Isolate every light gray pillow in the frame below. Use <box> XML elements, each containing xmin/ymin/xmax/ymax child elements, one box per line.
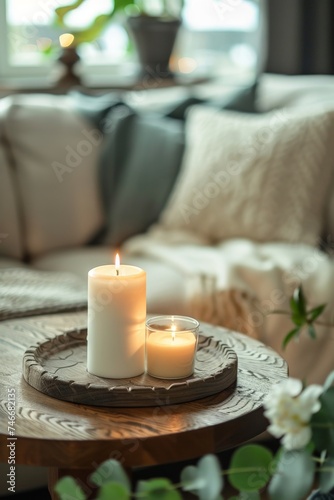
<box><xmin>4</xmin><ymin>95</ymin><xmax>105</xmax><ymax>257</ymax></box>
<box><xmin>0</xmin><ymin>99</ymin><xmax>23</xmax><ymax>259</ymax></box>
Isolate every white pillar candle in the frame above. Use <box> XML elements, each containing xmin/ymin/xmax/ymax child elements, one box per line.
<box><xmin>146</xmin><ymin>316</ymin><xmax>199</xmax><ymax>379</ymax></box>
<box><xmin>87</xmin><ymin>257</ymin><xmax>146</xmax><ymax>379</ymax></box>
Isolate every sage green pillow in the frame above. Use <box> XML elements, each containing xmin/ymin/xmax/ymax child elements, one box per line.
<box><xmin>102</xmin><ymin>114</ymin><xmax>185</xmax><ymax>247</ymax></box>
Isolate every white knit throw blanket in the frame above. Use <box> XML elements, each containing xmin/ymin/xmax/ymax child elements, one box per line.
<box><xmin>124</xmin><ymin>228</ymin><xmax>334</xmax><ymax>384</ymax></box>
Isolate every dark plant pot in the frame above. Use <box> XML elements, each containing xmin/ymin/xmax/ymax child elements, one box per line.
<box><xmin>127</xmin><ymin>15</ymin><xmax>181</xmax><ymax>81</ymax></box>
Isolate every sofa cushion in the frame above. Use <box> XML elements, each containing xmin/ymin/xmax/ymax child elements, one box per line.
<box><xmin>165</xmin><ymin>81</ymin><xmax>258</xmax><ymax>120</ymax></box>
<box><xmin>157</xmin><ymin>105</ymin><xmax>334</xmax><ymax>246</ymax></box>
<box><xmin>256</xmin><ymin>74</ymin><xmax>334</xmax><ymax>251</ymax></box>
<box><xmin>101</xmin><ymin>113</ymin><xmax>185</xmax><ymax>247</ymax></box>
<box><xmin>32</xmin><ymin>247</ymin><xmax>189</xmax><ymax>315</ymax></box>
<box><xmin>0</xmin><ymin>99</ymin><xmax>24</xmax><ymax>259</ymax></box>
<box><xmin>257</xmin><ymin>74</ymin><xmax>334</xmax><ymax>113</ymax></box>
<box><xmin>3</xmin><ymin>95</ymin><xmax>104</xmax><ymax>258</ymax></box>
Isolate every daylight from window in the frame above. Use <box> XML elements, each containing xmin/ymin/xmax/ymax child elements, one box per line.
<box><xmin>3</xmin><ymin>0</ymin><xmax>262</xmax><ymax>83</ymax></box>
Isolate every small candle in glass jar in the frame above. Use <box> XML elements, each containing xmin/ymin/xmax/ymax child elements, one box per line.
<box><xmin>146</xmin><ymin>316</ymin><xmax>199</xmax><ymax>379</ymax></box>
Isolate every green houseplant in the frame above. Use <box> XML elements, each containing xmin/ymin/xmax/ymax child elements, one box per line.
<box><xmin>54</xmin><ymin>0</ymin><xmax>184</xmax><ymax>82</ymax></box>
<box><xmin>55</xmin><ymin>286</ymin><xmax>334</xmax><ymax>499</ymax></box>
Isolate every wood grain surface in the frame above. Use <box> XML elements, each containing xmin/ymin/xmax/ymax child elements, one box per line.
<box><xmin>22</xmin><ymin>330</ymin><xmax>238</xmax><ymax>407</ymax></box>
<box><xmin>0</xmin><ymin>312</ymin><xmax>288</xmax><ymax>469</ymax></box>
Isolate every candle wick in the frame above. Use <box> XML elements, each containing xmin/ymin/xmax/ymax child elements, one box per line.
<box><xmin>116</xmin><ymin>269</ymin><xmax>119</xmax><ymax>276</ymax></box>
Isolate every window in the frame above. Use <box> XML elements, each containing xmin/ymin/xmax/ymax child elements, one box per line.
<box><xmin>0</xmin><ymin>0</ymin><xmax>265</xmax><ymax>86</ymax></box>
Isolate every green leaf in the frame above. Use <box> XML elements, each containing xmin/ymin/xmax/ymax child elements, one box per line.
<box><xmin>230</xmin><ymin>492</ymin><xmax>260</xmax><ymax>499</ymax></box>
<box><xmin>55</xmin><ymin>0</ymin><xmax>87</xmax><ymax>27</ymax></box>
<box><xmin>311</xmin><ymin>388</ymin><xmax>334</xmax><ymax>456</ymax></box>
<box><xmin>136</xmin><ymin>478</ymin><xmax>182</xmax><ymax>500</ymax></box>
<box><xmin>282</xmin><ymin>327</ymin><xmax>300</xmax><ymax>349</ymax></box>
<box><xmin>114</xmin><ymin>0</ymin><xmax>139</xmax><ymax>14</ymax></box>
<box><xmin>90</xmin><ymin>460</ymin><xmax>130</xmax><ymax>491</ymax></box>
<box><xmin>307</xmin><ymin>324</ymin><xmax>317</xmax><ymax>340</ymax></box>
<box><xmin>308</xmin><ymin>304</ymin><xmax>326</xmax><ymax>322</ymax></box>
<box><xmin>293</xmin><ymin>286</ymin><xmax>307</xmax><ymax>316</ymax></box>
<box><xmin>324</xmin><ymin>371</ymin><xmax>334</xmax><ymax>391</ymax></box>
<box><xmin>181</xmin><ymin>455</ymin><xmax>223</xmax><ymax>500</ymax></box>
<box><xmin>319</xmin><ymin>459</ymin><xmax>334</xmax><ymax>493</ymax></box>
<box><xmin>268</xmin><ymin>449</ymin><xmax>315</xmax><ymax>500</ymax></box>
<box><xmin>72</xmin><ymin>13</ymin><xmax>114</xmax><ymax>45</ymax></box>
<box><xmin>181</xmin><ymin>465</ymin><xmax>206</xmax><ymax>491</ymax></box>
<box><xmin>96</xmin><ymin>482</ymin><xmax>130</xmax><ymax>500</ymax></box>
<box><xmin>54</xmin><ymin>476</ymin><xmax>86</xmax><ymax>500</ymax></box>
<box><xmin>291</xmin><ymin>312</ymin><xmax>305</xmax><ymax>327</ymax></box>
<box><xmin>228</xmin><ymin>445</ymin><xmax>273</xmax><ymax>492</ymax></box>
<box><xmin>243</xmin><ymin>493</ymin><xmax>260</xmax><ymax>500</ymax></box>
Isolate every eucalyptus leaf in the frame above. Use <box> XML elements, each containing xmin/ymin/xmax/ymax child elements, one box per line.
<box><xmin>268</xmin><ymin>449</ymin><xmax>315</xmax><ymax>500</ymax></box>
<box><xmin>324</xmin><ymin>372</ymin><xmax>334</xmax><ymax>391</ymax></box>
<box><xmin>90</xmin><ymin>460</ymin><xmax>131</xmax><ymax>491</ymax></box>
<box><xmin>312</xmin><ymin>388</ymin><xmax>334</xmax><ymax>456</ymax></box>
<box><xmin>319</xmin><ymin>459</ymin><xmax>334</xmax><ymax>493</ymax></box>
<box><xmin>230</xmin><ymin>492</ymin><xmax>260</xmax><ymax>499</ymax></box>
<box><xmin>229</xmin><ymin>445</ymin><xmax>273</xmax><ymax>492</ymax></box>
<box><xmin>312</xmin><ymin>409</ymin><xmax>334</xmax><ymax>456</ymax></box>
<box><xmin>308</xmin><ymin>324</ymin><xmax>317</xmax><ymax>340</ymax></box>
<box><xmin>181</xmin><ymin>454</ymin><xmax>223</xmax><ymax>500</ymax></box>
<box><xmin>283</xmin><ymin>327</ymin><xmax>300</xmax><ymax>349</ymax></box>
<box><xmin>321</xmin><ymin>388</ymin><xmax>334</xmax><ymax>418</ymax></box>
<box><xmin>181</xmin><ymin>465</ymin><xmax>206</xmax><ymax>491</ymax></box>
<box><xmin>54</xmin><ymin>476</ymin><xmax>86</xmax><ymax>500</ymax></box>
<box><xmin>96</xmin><ymin>482</ymin><xmax>130</xmax><ymax>500</ymax></box>
<box><xmin>136</xmin><ymin>478</ymin><xmax>182</xmax><ymax>500</ymax></box>
<box><xmin>241</xmin><ymin>492</ymin><xmax>260</xmax><ymax>500</ymax></box>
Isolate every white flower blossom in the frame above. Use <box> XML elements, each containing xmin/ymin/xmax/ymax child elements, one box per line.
<box><xmin>263</xmin><ymin>378</ymin><xmax>323</xmax><ymax>450</ymax></box>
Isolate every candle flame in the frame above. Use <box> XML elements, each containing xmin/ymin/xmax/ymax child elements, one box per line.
<box><xmin>171</xmin><ymin>320</ymin><xmax>176</xmax><ymax>342</ymax></box>
<box><xmin>59</xmin><ymin>33</ymin><xmax>75</xmax><ymax>48</ymax></box>
<box><xmin>115</xmin><ymin>253</ymin><xmax>120</xmax><ymax>276</ymax></box>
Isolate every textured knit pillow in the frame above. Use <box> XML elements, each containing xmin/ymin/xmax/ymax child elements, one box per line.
<box><xmin>158</xmin><ymin>105</ymin><xmax>334</xmax><ymax>245</ymax></box>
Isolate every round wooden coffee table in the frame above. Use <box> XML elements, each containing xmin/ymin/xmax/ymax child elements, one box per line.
<box><xmin>0</xmin><ymin>312</ymin><xmax>288</xmax><ymax>498</ymax></box>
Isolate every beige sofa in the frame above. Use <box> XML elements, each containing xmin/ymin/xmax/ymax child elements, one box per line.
<box><xmin>1</xmin><ymin>74</ymin><xmax>334</xmax><ymax>314</ymax></box>
<box><xmin>1</xmin><ymin>73</ymin><xmax>334</xmax><ymax>365</ymax></box>
<box><xmin>1</xmin><ymin>74</ymin><xmax>334</xmax><ymax>495</ymax></box>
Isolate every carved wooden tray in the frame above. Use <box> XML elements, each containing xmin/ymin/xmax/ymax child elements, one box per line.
<box><xmin>22</xmin><ymin>328</ymin><xmax>238</xmax><ymax>407</ymax></box>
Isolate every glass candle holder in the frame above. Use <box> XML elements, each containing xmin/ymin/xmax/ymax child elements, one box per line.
<box><xmin>146</xmin><ymin>316</ymin><xmax>200</xmax><ymax>380</ymax></box>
